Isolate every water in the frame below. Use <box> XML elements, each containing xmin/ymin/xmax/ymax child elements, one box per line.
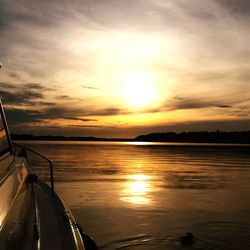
<box><xmin>19</xmin><ymin>141</ymin><xmax>250</xmax><ymax>249</ymax></box>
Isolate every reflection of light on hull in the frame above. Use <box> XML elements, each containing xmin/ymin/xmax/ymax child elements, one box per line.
<box><xmin>121</xmin><ymin>174</ymin><xmax>152</xmax><ymax>205</ymax></box>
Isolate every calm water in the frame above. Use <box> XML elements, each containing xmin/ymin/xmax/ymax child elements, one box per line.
<box><xmin>19</xmin><ymin>141</ymin><xmax>250</xmax><ymax>249</ymax></box>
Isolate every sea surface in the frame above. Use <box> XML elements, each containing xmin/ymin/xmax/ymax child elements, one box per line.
<box><xmin>18</xmin><ymin>141</ymin><xmax>250</xmax><ymax>250</ymax></box>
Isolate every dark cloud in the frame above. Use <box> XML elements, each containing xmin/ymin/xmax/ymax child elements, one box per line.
<box><xmin>86</xmin><ymin>108</ymin><xmax>125</xmax><ymax>116</ymax></box>
<box><xmin>216</xmin><ymin>0</ymin><xmax>250</xmax><ymax>15</ymax></box>
<box><xmin>4</xmin><ymin>107</ymin><xmax>42</xmax><ymax>124</ymax></box>
<box><xmin>0</xmin><ymin>88</ymin><xmax>56</xmax><ymax>106</ymax></box>
<box><xmin>171</xmin><ymin>98</ymin><xmax>232</xmax><ymax>110</ymax></box>
<box><xmin>218</xmin><ymin>104</ymin><xmax>232</xmax><ymax>108</ymax></box>
<box><xmin>35</xmin><ymin>101</ymin><xmax>56</xmax><ymax>106</ymax></box>
<box><xmin>148</xmin><ymin>96</ymin><xmax>233</xmax><ymax>113</ymax></box>
<box><xmin>56</xmin><ymin>95</ymin><xmax>73</xmax><ymax>100</ymax></box>
<box><xmin>44</xmin><ymin>106</ymin><xmax>129</xmax><ymax>117</ymax></box>
<box><xmin>4</xmin><ymin>107</ymin><xmax>96</xmax><ymax>125</ymax></box>
<box><xmin>3</xmin><ymin>105</ymin><xmax>127</xmax><ymax>125</ymax></box>
<box><xmin>0</xmin><ymin>82</ymin><xmax>56</xmax><ymax>106</ymax></box>
<box><xmin>68</xmin><ymin>124</ymin><xmax>113</xmax><ymax>128</ymax></box>
<box><xmin>0</xmin><ymin>82</ymin><xmax>53</xmax><ymax>91</ymax></box>
<box><xmin>62</xmin><ymin>117</ymin><xmax>97</xmax><ymax>122</ymax></box>
<box><xmin>0</xmin><ymin>90</ymin><xmax>43</xmax><ymax>106</ymax></box>
<box><xmin>228</xmin><ymin>104</ymin><xmax>250</xmax><ymax>118</ymax></box>
<box><xmin>23</xmin><ymin>83</ymin><xmax>54</xmax><ymax>91</ymax></box>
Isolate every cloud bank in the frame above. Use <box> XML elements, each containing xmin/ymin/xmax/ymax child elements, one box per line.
<box><xmin>1</xmin><ymin>0</ymin><xmax>250</xmax><ymax>136</ymax></box>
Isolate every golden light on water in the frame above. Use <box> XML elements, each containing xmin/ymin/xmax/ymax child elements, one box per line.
<box><xmin>121</xmin><ymin>174</ymin><xmax>152</xmax><ymax>205</ymax></box>
<box><xmin>131</xmin><ymin>174</ymin><xmax>148</xmax><ymax>181</ymax></box>
<box><xmin>126</xmin><ymin>141</ymin><xmax>155</xmax><ymax>146</ymax></box>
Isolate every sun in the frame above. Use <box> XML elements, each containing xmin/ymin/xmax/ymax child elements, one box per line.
<box><xmin>121</xmin><ymin>72</ymin><xmax>156</xmax><ymax>107</ymax></box>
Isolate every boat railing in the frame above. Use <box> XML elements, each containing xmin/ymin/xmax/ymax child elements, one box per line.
<box><xmin>12</xmin><ymin>142</ymin><xmax>55</xmax><ymax>194</ymax></box>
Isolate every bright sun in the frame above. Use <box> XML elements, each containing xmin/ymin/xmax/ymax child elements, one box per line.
<box><xmin>121</xmin><ymin>72</ymin><xmax>156</xmax><ymax>107</ymax></box>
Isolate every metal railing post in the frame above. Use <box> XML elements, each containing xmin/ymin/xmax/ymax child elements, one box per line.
<box><xmin>12</xmin><ymin>142</ymin><xmax>55</xmax><ymax>195</ymax></box>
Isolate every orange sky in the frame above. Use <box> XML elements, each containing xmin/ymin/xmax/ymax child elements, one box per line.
<box><xmin>0</xmin><ymin>0</ymin><xmax>250</xmax><ymax>137</ymax></box>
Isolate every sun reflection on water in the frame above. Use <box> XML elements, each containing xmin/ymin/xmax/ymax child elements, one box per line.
<box><xmin>121</xmin><ymin>174</ymin><xmax>152</xmax><ymax>205</ymax></box>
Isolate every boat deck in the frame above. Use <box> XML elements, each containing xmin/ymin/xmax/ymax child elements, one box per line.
<box><xmin>24</xmin><ymin>181</ymin><xmax>85</xmax><ymax>250</ymax></box>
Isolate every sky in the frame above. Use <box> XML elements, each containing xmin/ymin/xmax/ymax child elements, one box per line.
<box><xmin>0</xmin><ymin>0</ymin><xmax>250</xmax><ymax>138</ymax></box>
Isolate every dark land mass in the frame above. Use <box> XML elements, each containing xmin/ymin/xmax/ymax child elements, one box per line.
<box><xmin>135</xmin><ymin>131</ymin><xmax>250</xmax><ymax>144</ymax></box>
<box><xmin>10</xmin><ymin>134</ymin><xmax>133</xmax><ymax>142</ymax></box>
<box><xmin>11</xmin><ymin>131</ymin><xmax>250</xmax><ymax>144</ymax></box>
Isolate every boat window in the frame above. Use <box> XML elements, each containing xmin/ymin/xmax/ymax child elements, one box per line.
<box><xmin>0</xmin><ymin>113</ymin><xmax>11</xmax><ymax>161</ymax></box>
<box><xmin>0</xmin><ymin>115</ymin><xmax>4</xmax><ymax>130</ymax></box>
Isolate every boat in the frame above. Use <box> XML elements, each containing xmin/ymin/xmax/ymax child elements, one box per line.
<box><xmin>0</xmin><ymin>99</ymin><xmax>98</xmax><ymax>250</ymax></box>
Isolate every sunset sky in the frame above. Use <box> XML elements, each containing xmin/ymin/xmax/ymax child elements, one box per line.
<box><xmin>0</xmin><ymin>0</ymin><xmax>250</xmax><ymax>138</ymax></box>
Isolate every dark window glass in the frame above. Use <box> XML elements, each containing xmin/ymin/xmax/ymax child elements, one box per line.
<box><xmin>0</xmin><ymin>114</ymin><xmax>10</xmax><ymax>159</ymax></box>
<box><xmin>0</xmin><ymin>115</ymin><xmax>4</xmax><ymax>130</ymax></box>
<box><xmin>0</xmin><ymin>134</ymin><xmax>9</xmax><ymax>157</ymax></box>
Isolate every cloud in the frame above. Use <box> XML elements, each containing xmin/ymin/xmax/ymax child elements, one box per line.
<box><xmin>82</xmin><ymin>85</ymin><xmax>99</xmax><ymax>90</ymax></box>
<box><xmin>4</xmin><ymin>108</ymin><xmax>42</xmax><ymax>124</ymax></box>
<box><xmin>8</xmin><ymin>115</ymin><xmax>250</xmax><ymax>138</ymax></box>
<box><xmin>8</xmin><ymin>72</ymin><xmax>22</xmax><ymax>80</ymax></box>
<box><xmin>1</xmin><ymin>0</ymin><xmax>250</xmax><ymax>78</ymax></box>
<box><xmin>4</xmin><ymin>105</ymin><xmax>129</xmax><ymax>125</ymax></box>
<box><xmin>85</xmin><ymin>108</ymin><xmax>126</xmax><ymax>116</ymax></box>
<box><xmin>62</xmin><ymin>117</ymin><xmax>97</xmax><ymax>122</ymax></box>
<box><xmin>56</xmin><ymin>95</ymin><xmax>73</xmax><ymax>100</ymax></box>
<box><xmin>0</xmin><ymin>90</ymin><xmax>43</xmax><ymax>106</ymax></box>
<box><xmin>170</xmin><ymin>97</ymin><xmax>233</xmax><ymax>110</ymax></box>
<box><xmin>215</xmin><ymin>0</ymin><xmax>250</xmax><ymax>16</ymax></box>
<box><xmin>0</xmin><ymin>82</ymin><xmax>56</xmax><ymax>106</ymax></box>
<box><xmin>146</xmin><ymin>96</ymin><xmax>234</xmax><ymax>114</ymax></box>
<box><xmin>0</xmin><ymin>82</ymin><xmax>18</xmax><ymax>89</ymax></box>
<box><xmin>68</xmin><ymin>124</ymin><xmax>114</xmax><ymax>128</ymax></box>
<box><xmin>0</xmin><ymin>82</ymin><xmax>53</xmax><ymax>91</ymax></box>
<box><xmin>44</xmin><ymin>106</ymin><xmax>129</xmax><ymax>117</ymax></box>
<box><xmin>23</xmin><ymin>83</ymin><xmax>54</xmax><ymax>91</ymax></box>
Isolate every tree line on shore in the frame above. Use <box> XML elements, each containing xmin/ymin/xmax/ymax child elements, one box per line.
<box><xmin>11</xmin><ymin>131</ymin><xmax>250</xmax><ymax>143</ymax></box>
<box><xmin>135</xmin><ymin>131</ymin><xmax>250</xmax><ymax>143</ymax></box>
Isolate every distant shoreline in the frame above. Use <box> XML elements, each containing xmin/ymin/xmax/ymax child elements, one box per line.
<box><xmin>11</xmin><ymin>131</ymin><xmax>250</xmax><ymax>144</ymax></box>
<box><xmin>10</xmin><ymin>134</ymin><xmax>133</xmax><ymax>142</ymax></box>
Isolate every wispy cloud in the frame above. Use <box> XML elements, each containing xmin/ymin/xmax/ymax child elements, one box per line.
<box><xmin>82</xmin><ymin>85</ymin><xmax>99</xmax><ymax>90</ymax></box>
<box><xmin>8</xmin><ymin>72</ymin><xmax>22</xmax><ymax>80</ymax></box>
<box><xmin>215</xmin><ymin>0</ymin><xmax>250</xmax><ymax>16</ymax></box>
<box><xmin>43</xmin><ymin>106</ymin><xmax>130</xmax><ymax>117</ymax></box>
<box><xmin>56</xmin><ymin>95</ymin><xmax>73</xmax><ymax>100</ymax></box>
<box><xmin>0</xmin><ymin>90</ymin><xmax>44</xmax><ymax>106</ymax></box>
<box><xmin>0</xmin><ymin>82</ymin><xmax>54</xmax><ymax>91</ymax></box>
<box><xmin>63</xmin><ymin>117</ymin><xmax>97</xmax><ymax>122</ymax></box>
<box><xmin>168</xmin><ymin>96</ymin><xmax>233</xmax><ymax>110</ymax></box>
<box><xmin>4</xmin><ymin>105</ymin><xmax>130</xmax><ymax>125</ymax></box>
<box><xmin>0</xmin><ymin>82</ymin><xmax>55</xmax><ymax>106</ymax></box>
